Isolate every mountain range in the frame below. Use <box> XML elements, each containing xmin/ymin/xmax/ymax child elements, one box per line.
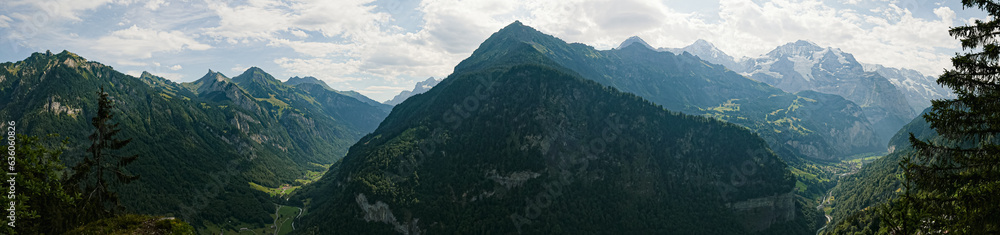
<box><xmin>281</xmin><ymin>21</ymin><xmax>906</xmax><ymax>235</ymax></box>
<box><xmin>0</xmin><ymin>21</ymin><xmax>955</xmax><ymax>235</ymax></box>
<box><xmin>484</xmin><ymin>23</ymin><xmax>880</xmax><ymax>161</ymax></box>
<box><xmin>661</xmin><ymin>38</ymin><xmax>952</xmax><ymax>147</ymax></box>
<box><xmin>0</xmin><ymin>51</ymin><xmax>389</xmax><ymax>231</ymax></box>
<box><xmin>292</xmin><ymin>24</ymin><xmax>806</xmax><ymax>233</ymax></box>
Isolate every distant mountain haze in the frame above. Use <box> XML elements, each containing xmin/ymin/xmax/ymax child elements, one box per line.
<box><xmin>285</xmin><ymin>76</ymin><xmax>333</xmax><ymax>90</ymax></box>
<box><xmin>383</xmin><ymin>77</ymin><xmax>440</xmax><ymax>106</ymax></box>
<box><xmin>284</xmin><ymin>75</ymin><xmax>392</xmax><ymax>111</ymax></box>
<box><xmin>664</xmin><ymin>38</ymin><xmax>940</xmax><ymax>148</ymax></box>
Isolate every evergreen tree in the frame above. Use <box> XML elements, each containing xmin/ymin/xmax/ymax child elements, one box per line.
<box><xmin>67</xmin><ymin>87</ymin><xmax>140</xmax><ymax>221</ymax></box>
<box><xmin>885</xmin><ymin>0</ymin><xmax>1000</xmax><ymax>233</ymax></box>
<box><xmin>0</xmin><ymin>134</ymin><xmax>80</xmax><ymax>234</ymax></box>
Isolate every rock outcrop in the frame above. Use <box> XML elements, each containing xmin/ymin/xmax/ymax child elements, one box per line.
<box><xmin>728</xmin><ymin>191</ymin><xmax>797</xmax><ymax>232</ymax></box>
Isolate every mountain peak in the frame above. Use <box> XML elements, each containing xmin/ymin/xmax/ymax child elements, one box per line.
<box><xmin>494</xmin><ymin>20</ymin><xmax>542</xmax><ymax>40</ymax></box>
<box><xmin>244</xmin><ymin>66</ymin><xmax>266</xmax><ymax>75</ymax></box>
<box><xmin>662</xmin><ymin>39</ymin><xmax>741</xmax><ymax>70</ymax></box>
<box><xmin>767</xmin><ymin>40</ymin><xmax>825</xmax><ymax>58</ymax></box>
<box><xmin>25</xmin><ymin>50</ymin><xmax>86</xmax><ymax>66</ymax></box>
<box><xmin>617</xmin><ymin>36</ymin><xmax>654</xmax><ymax>50</ymax></box>
<box><xmin>692</xmin><ymin>39</ymin><xmax>714</xmax><ymax>47</ymax></box>
<box><xmin>197</xmin><ymin>70</ymin><xmax>230</xmax><ymax>83</ymax></box>
<box><xmin>685</xmin><ymin>39</ymin><xmax>724</xmax><ymax>52</ymax></box>
<box><xmin>779</xmin><ymin>40</ymin><xmax>822</xmax><ymax>49</ymax></box>
<box><xmin>232</xmin><ymin>67</ymin><xmax>291</xmax><ymax>98</ymax></box>
<box><xmin>234</xmin><ymin>67</ymin><xmax>280</xmax><ymax>85</ymax></box>
<box><xmin>794</xmin><ymin>40</ymin><xmax>819</xmax><ymax>47</ymax></box>
<box><xmin>286</xmin><ymin>76</ymin><xmax>333</xmax><ymax>90</ymax></box>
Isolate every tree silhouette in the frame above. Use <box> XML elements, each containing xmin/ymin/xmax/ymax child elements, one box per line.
<box><xmin>885</xmin><ymin>0</ymin><xmax>1000</xmax><ymax>233</ymax></box>
<box><xmin>67</xmin><ymin>87</ymin><xmax>140</xmax><ymax>221</ymax></box>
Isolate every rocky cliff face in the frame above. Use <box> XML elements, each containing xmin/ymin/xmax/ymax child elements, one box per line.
<box><xmin>728</xmin><ymin>191</ymin><xmax>797</xmax><ymax>232</ymax></box>
<box><xmin>190</xmin><ymin>70</ymin><xmax>263</xmax><ymax>114</ymax></box>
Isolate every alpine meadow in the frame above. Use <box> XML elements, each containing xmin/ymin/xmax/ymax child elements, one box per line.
<box><xmin>0</xmin><ymin>0</ymin><xmax>997</xmax><ymax>234</ymax></box>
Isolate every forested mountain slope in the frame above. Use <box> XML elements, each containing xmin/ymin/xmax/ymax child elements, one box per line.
<box><xmin>289</xmin><ymin>22</ymin><xmax>837</xmax><ymax>234</ymax></box>
<box><xmin>293</xmin><ymin>61</ymin><xmax>804</xmax><ymax>234</ymax></box>
<box><xmin>825</xmin><ymin>108</ymin><xmax>939</xmax><ymax>234</ymax></box>
<box><xmin>0</xmin><ymin>50</ymin><xmax>388</xmax><ymax>229</ymax></box>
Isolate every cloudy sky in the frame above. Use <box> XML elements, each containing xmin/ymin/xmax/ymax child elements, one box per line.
<box><xmin>0</xmin><ymin>0</ymin><xmax>987</xmax><ymax>102</ymax></box>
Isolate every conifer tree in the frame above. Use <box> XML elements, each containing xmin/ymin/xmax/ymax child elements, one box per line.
<box><xmin>885</xmin><ymin>0</ymin><xmax>1000</xmax><ymax>233</ymax></box>
<box><xmin>67</xmin><ymin>87</ymin><xmax>140</xmax><ymax>221</ymax></box>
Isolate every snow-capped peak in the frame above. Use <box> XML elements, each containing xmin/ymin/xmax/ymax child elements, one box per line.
<box><xmin>661</xmin><ymin>39</ymin><xmax>742</xmax><ymax>70</ymax></box>
<box><xmin>684</xmin><ymin>39</ymin><xmax>729</xmax><ymax>60</ymax></box>
<box><xmin>691</xmin><ymin>39</ymin><xmax>715</xmax><ymax>48</ymax></box>
<box><xmin>767</xmin><ymin>40</ymin><xmax>825</xmax><ymax>58</ymax></box>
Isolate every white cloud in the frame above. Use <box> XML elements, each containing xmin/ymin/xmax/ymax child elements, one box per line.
<box><xmin>491</xmin><ymin>0</ymin><xmax>962</xmax><ymax>76</ymax></box>
<box><xmin>204</xmin><ymin>0</ymin><xmax>390</xmax><ymax>42</ymax></box>
<box><xmin>357</xmin><ymin>85</ymin><xmax>411</xmax><ymax>100</ymax></box>
<box><xmin>169</xmin><ymin>64</ymin><xmax>182</xmax><ymax>70</ymax></box>
<box><xmin>273</xmin><ymin>57</ymin><xmax>363</xmax><ymax>83</ymax></box>
<box><xmin>418</xmin><ymin>0</ymin><xmax>521</xmax><ymax>54</ymax></box>
<box><xmin>145</xmin><ymin>0</ymin><xmax>167</xmax><ymax>10</ymax></box>
<box><xmin>263</xmin><ymin>0</ymin><xmax>973</xmax><ymax>98</ymax></box>
<box><xmin>1</xmin><ymin>0</ymin><xmax>979</xmax><ymax>100</ymax></box>
<box><xmin>0</xmin><ymin>15</ymin><xmax>12</xmax><ymax>28</ymax></box>
<box><xmin>8</xmin><ymin>0</ymin><xmax>113</xmax><ymax>22</ymax></box>
<box><xmin>204</xmin><ymin>0</ymin><xmax>291</xmax><ymax>42</ymax></box>
<box><xmin>93</xmin><ymin>25</ymin><xmax>211</xmax><ymax>59</ymax></box>
<box><xmin>117</xmin><ymin>60</ymin><xmax>147</xmax><ymax>66</ymax></box>
<box><xmin>231</xmin><ymin>64</ymin><xmax>249</xmax><ymax>73</ymax></box>
<box><xmin>266</xmin><ymin>38</ymin><xmax>355</xmax><ymax>57</ymax></box>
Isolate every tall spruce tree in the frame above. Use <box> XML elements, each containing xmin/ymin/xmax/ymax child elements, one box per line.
<box><xmin>884</xmin><ymin>0</ymin><xmax>1000</xmax><ymax>233</ymax></box>
<box><xmin>67</xmin><ymin>87</ymin><xmax>140</xmax><ymax>221</ymax></box>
